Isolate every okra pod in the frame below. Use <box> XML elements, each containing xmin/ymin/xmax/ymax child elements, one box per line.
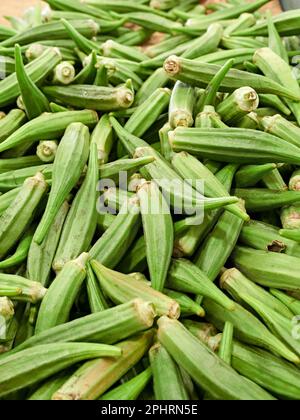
<box><xmin>149</xmin><ymin>342</ymin><xmax>189</xmax><ymax>400</ymax></box>
<box><xmin>169</xmin><ymin>82</ymin><xmax>195</xmax><ymax>128</ymax></box>
<box><xmin>53</xmin><ymin>331</ymin><xmax>154</xmax><ymax>400</ymax></box>
<box><xmin>223</xmin><ymin>13</ymin><xmax>256</xmax><ymax>37</ymax></box>
<box><xmin>289</xmin><ymin>169</ymin><xmax>300</xmax><ymax>191</ymax></box>
<box><xmin>0</xmin><ymin>227</ymin><xmax>34</xmax><ymax>269</ymax></box>
<box><xmin>164</xmin><ymin>55</ymin><xmax>300</xmax><ymax>100</ymax></box>
<box><xmin>0</xmin><ymin>273</ymin><xmax>47</xmax><ymax>304</ymax></box>
<box><xmin>203</xmin><ymin>298</ymin><xmax>299</xmax><ymax>364</ymax></box>
<box><xmin>52</xmin><ymin>61</ymin><xmax>76</xmax><ymax>85</ymax></box>
<box><xmin>260</xmin><ymin>113</ymin><xmax>300</xmax><ymax>148</ymax></box>
<box><xmin>61</xmin><ymin>19</ymin><xmax>100</xmax><ymax>55</ymax></box>
<box><xmin>235</xmin><ymin>163</ymin><xmax>277</xmax><ymax>188</ymax></box>
<box><xmin>0</xmin><ymin>109</ymin><xmax>98</xmax><ymax>153</ymax></box>
<box><xmin>27</xmin><ymin>372</ymin><xmax>71</xmax><ymax>401</ymax></box>
<box><xmin>215</xmin><ymin>163</ymin><xmax>239</xmax><ymax>192</ymax></box>
<box><xmin>280</xmin><ymin>204</ymin><xmax>300</xmax><ymax>229</ymax></box>
<box><xmin>86</xmin><ymin>263</ymin><xmax>109</xmax><ymax>313</ymax></box>
<box><xmin>0</xmin><ymin>156</ymin><xmax>42</xmax><ymax>174</ymax></box>
<box><xmin>233</xmin><ymin>188</ymin><xmax>300</xmax><ymax>212</ymax></box>
<box><xmin>279</xmin><ymin>228</ymin><xmax>300</xmax><ymax>242</ymax></box>
<box><xmin>137</xmin><ymin>181</ymin><xmax>173</xmax><ymax>292</ymax></box>
<box><xmin>53</xmin><ymin>144</ymin><xmax>98</xmax><ymax>272</ymax></box>
<box><xmin>270</xmin><ymin>289</ymin><xmax>300</xmax><ymax>317</ymax></box>
<box><xmin>0</xmin><ymin>297</ymin><xmax>14</xmax><ymax>341</ymax></box>
<box><xmin>43</xmin><ymin>81</ymin><xmax>135</xmax><ymax>111</ymax></box>
<box><xmin>91</xmin><ymin>261</ymin><xmax>180</xmax><ymax>319</ymax></box>
<box><xmin>34</xmin><ymin>122</ymin><xmax>90</xmax><ymax>244</ymax></box>
<box><xmin>36</xmin><ymin>141</ymin><xmax>58</xmax><ymax>163</ymax></box>
<box><xmin>0</xmin><ymin>164</ymin><xmax>52</xmax><ymax>192</ymax></box>
<box><xmin>0</xmin><ymin>109</ymin><xmax>26</xmax><ymax>144</ymax></box>
<box><xmin>91</xmin><ymin>114</ymin><xmax>114</xmax><ymax>164</ymax></box>
<box><xmin>218</xmin><ymin>322</ymin><xmax>234</xmax><ymax>365</ymax></box>
<box><xmin>232</xmin><ymin>245</ymin><xmax>300</xmax><ymax>291</ymax></box>
<box><xmin>119</xmin><ymin>12</ymin><xmax>182</xmax><ymax>34</ymax></box>
<box><xmin>157</xmin><ymin>316</ymin><xmax>275</xmax><ymax>400</ymax></box>
<box><xmin>102</xmin><ymin>39</ymin><xmax>148</xmax><ymax>63</ymax></box>
<box><xmin>267</xmin><ymin>11</ymin><xmax>289</xmax><ymax>63</ymax></box>
<box><xmin>220</xmin><ymin>268</ymin><xmax>294</xmax><ymax>319</ymax></box>
<box><xmin>0</xmin><ymin>342</ymin><xmax>121</xmax><ymax>398</ymax></box>
<box><xmin>164</xmin><ymin>288</ymin><xmax>205</xmax><ymax>317</ymax></box>
<box><xmin>134</xmin><ymin>68</ymin><xmax>169</xmax><ymax>106</ymax></box>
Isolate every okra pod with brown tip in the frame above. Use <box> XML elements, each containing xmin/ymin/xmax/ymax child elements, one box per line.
<box><xmin>35</xmin><ymin>253</ymin><xmax>89</xmax><ymax>333</ymax></box>
<box><xmin>232</xmin><ymin>245</ymin><xmax>300</xmax><ymax>291</ymax></box>
<box><xmin>91</xmin><ymin>260</ymin><xmax>180</xmax><ymax>319</ymax></box>
<box><xmin>34</xmin><ymin>122</ymin><xmax>90</xmax><ymax>244</ymax></box>
<box><xmin>53</xmin><ymin>330</ymin><xmax>154</xmax><ymax>400</ymax></box>
<box><xmin>220</xmin><ymin>268</ymin><xmax>293</xmax><ymax>319</ymax></box>
<box><xmin>0</xmin><ymin>342</ymin><xmax>121</xmax><ymax>398</ymax></box>
<box><xmin>0</xmin><ymin>173</ymin><xmax>48</xmax><ymax>259</ymax></box>
<box><xmin>157</xmin><ymin>316</ymin><xmax>276</xmax><ymax>400</ymax></box>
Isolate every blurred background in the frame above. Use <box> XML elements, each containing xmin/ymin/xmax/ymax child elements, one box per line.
<box><xmin>0</xmin><ymin>0</ymin><xmax>283</xmax><ymax>25</ymax></box>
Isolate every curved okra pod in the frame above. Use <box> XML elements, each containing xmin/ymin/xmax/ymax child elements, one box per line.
<box><xmin>52</xmin><ymin>144</ymin><xmax>98</xmax><ymax>272</ymax></box>
<box><xmin>125</xmin><ymin>88</ymin><xmax>171</xmax><ymax>137</ymax></box>
<box><xmin>0</xmin><ymin>273</ymin><xmax>47</xmax><ymax>303</ymax></box>
<box><xmin>36</xmin><ymin>141</ymin><xmax>58</xmax><ymax>163</ymax></box>
<box><xmin>116</xmin><ymin>28</ymin><xmax>152</xmax><ymax>47</ymax></box>
<box><xmin>14</xmin><ymin>44</ymin><xmax>50</xmax><ymax>119</ymax></box>
<box><xmin>163</xmin><ymin>55</ymin><xmax>300</xmax><ymax>100</ymax></box>
<box><xmin>0</xmin><ymin>109</ymin><xmax>26</xmax><ymax>144</ymax></box>
<box><xmin>61</xmin><ymin>19</ymin><xmax>100</xmax><ymax>55</ymax></box>
<box><xmin>90</xmin><ymin>196</ymin><xmax>141</xmax><ymax>268</ymax></box>
<box><xmin>0</xmin><ymin>47</ymin><xmax>62</xmax><ymax>108</ymax></box>
<box><xmin>91</xmin><ymin>114</ymin><xmax>114</xmax><ymax>164</ymax></box>
<box><xmin>43</xmin><ymin>81</ymin><xmax>135</xmax><ymax>111</ymax></box>
<box><xmin>171</xmin><ymin>152</ymin><xmax>249</xmax><ymax>221</ymax></box>
<box><xmin>91</xmin><ymin>260</ymin><xmax>180</xmax><ymax>319</ymax></box>
<box><xmin>168</xmin><ymin>82</ymin><xmax>195</xmax><ymax>128</ymax></box>
<box><xmin>26</xmin><ymin>201</ymin><xmax>69</xmax><ymax>287</ymax></box>
<box><xmin>239</xmin><ymin>219</ymin><xmax>300</xmax><ymax>257</ymax></box>
<box><xmin>86</xmin><ymin>263</ymin><xmax>109</xmax><ymax>313</ymax></box>
<box><xmin>202</xmin><ymin>298</ymin><xmax>299</xmax><ymax>364</ymax></box>
<box><xmin>233</xmin><ymin>188</ymin><xmax>300</xmax><ymax>212</ymax></box>
<box><xmin>169</xmin><ymin>127</ymin><xmax>300</xmax><ymax>165</ymax></box>
<box><xmin>216</xmin><ymin>87</ymin><xmax>259</xmax><ymax>125</ymax></box>
<box><xmin>0</xmin><ymin>109</ymin><xmax>98</xmax><ymax>154</ymax></box>
<box><xmin>137</xmin><ymin>181</ymin><xmax>173</xmax><ymax>292</ymax></box>
<box><xmin>215</xmin><ymin>163</ymin><xmax>239</xmax><ymax>192</ymax></box>
<box><xmin>149</xmin><ymin>342</ymin><xmax>189</xmax><ymax>400</ymax></box>
<box><xmin>166</xmin><ymin>258</ymin><xmax>235</xmax><ymax>311</ymax></box>
<box><xmin>53</xmin><ymin>330</ymin><xmax>154</xmax><ymax>400</ymax></box>
<box><xmin>232</xmin><ymin>245</ymin><xmax>300</xmax><ymax>291</ymax></box>
<box><xmin>99</xmin><ymin>366</ymin><xmax>152</xmax><ymax>401</ymax></box>
<box><xmin>157</xmin><ymin>317</ymin><xmax>275</xmax><ymax>400</ymax></box>
<box><xmin>34</xmin><ymin>122</ymin><xmax>90</xmax><ymax>244</ymax></box>
<box><xmin>0</xmin><ymin>227</ymin><xmax>34</xmax><ymax>269</ymax></box>
<box><xmin>235</xmin><ymin>163</ymin><xmax>277</xmax><ymax>188</ymax></box>
<box><xmin>220</xmin><ymin>268</ymin><xmax>294</xmax><ymax>319</ymax></box>
<box><xmin>0</xmin><ymin>173</ymin><xmax>48</xmax><ymax>259</ymax></box>
<box><xmin>0</xmin><ymin>342</ymin><xmax>121</xmax><ymax>398</ymax></box>
<box><xmin>35</xmin><ymin>253</ymin><xmax>89</xmax><ymax>333</ymax></box>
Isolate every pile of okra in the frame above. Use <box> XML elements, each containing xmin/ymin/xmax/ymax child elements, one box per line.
<box><xmin>1</xmin><ymin>0</ymin><xmax>300</xmax><ymax>401</ymax></box>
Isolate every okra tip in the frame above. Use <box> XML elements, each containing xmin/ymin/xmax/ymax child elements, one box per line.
<box><xmin>219</xmin><ymin>267</ymin><xmax>238</xmax><ymax>290</ymax></box>
<box><xmin>163</xmin><ymin>55</ymin><xmax>181</xmax><ymax>77</ymax></box>
<box><xmin>133</xmin><ymin>298</ymin><xmax>157</xmax><ymax>327</ymax></box>
<box><xmin>0</xmin><ymin>297</ymin><xmax>14</xmax><ymax>317</ymax></box>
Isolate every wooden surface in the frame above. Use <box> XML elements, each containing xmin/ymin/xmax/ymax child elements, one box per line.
<box><xmin>0</xmin><ymin>0</ymin><xmax>282</xmax><ymax>26</ymax></box>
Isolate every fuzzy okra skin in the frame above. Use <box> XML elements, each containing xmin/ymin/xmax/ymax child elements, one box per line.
<box><xmin>0</xmin><ymin>110</ymin><xmax>98</xmax><ymax>154</ymax></box>
<box><xmin>53</xmin><ymin>331</ymin><xmax>154</xmax><ymax>400</ymax></box>
<box><xmin>0</xmin><ymin>47</ymin><xmax>62</xmax><ymax>108</ymax></box>
<box><xmin>91</xmin><ymin>260</ymin><xmax>180</xmax><ymax>319</ymax></box>
<box><xmin>53</xmin><ymin>144</ymin><xmax>98</xmax><ymax>272</ymax></box>
<box><xmin>43</xmin><ymin>82</ymin><xmax>135</xmax><ymax>111</ymax></box>
<box><xmin>169</xmin><ymin>127</ymin><xmax>300</xmax><ymax>165</ymax></box>
<box><xmin>157</xmin><ymin>317</ymin><xmax>275</xmax><ymax>400</ymax></box>
<box><xmin>0</xmin><ymin>173</ymin><xmax>48</xmax><ymax>259</ymax></box>
<box><xmin>34</xmin><ymin>122</ymin><xmax>90</xmax><ymax>244</ymax></box>
<box><xmin>35</xmin><ymin>253</ymin><xmax>89</xmax><ymax>333</ymax></box>
<box><xmin>163</xmin><ymin>55</ymin><xmax>300</xmax><ymax>100</ymax></box>
<box><xmin>0</xmin><ymin>342</ymin><xmax>121</xmax><ymax>398</ymax></box>
<box><xmin>149</xmin><ymin>342</ymin><xmax>189</xmax><ymax>400</ymax></box>
<box><xmin>14</xmin><ymin>300</ymin><xmax>155</xmax><ymax>352</ymax></box>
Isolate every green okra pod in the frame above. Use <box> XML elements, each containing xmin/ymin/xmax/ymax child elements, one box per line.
<box><xmin>279</xmin><ymin>228</ymin><xmax>300</xmax><ymax>242</ymax></box>
<box><xmin>90</xmin><ymin>196</ymin><xmax>141</xmax><ymax>269</ymax></box>
<box><xmin>149</xmin><ymin>342</ymin><xmax>189</xmax><ymax>400</ymax></box>
<box><xmin>61</xmin><ymin>19</ymin><xmax>100</xmax><ymax>55</ymax></box>
<box><xmin>220</xmin><ymin>268</ymin><xmax>294</xmax><ymax>319</ymax></box>
<box><xmin>223</xmin><ymin>13</ymin><xmax>256</xmax><ymax>37</ymax></box>
<box><xmin>134</xmin><ymin>68</ymin><xmax>169</xmax><ymax>106</ymax></box>
<box><xmin>73</xmin><ymin>51</ymin><xmax>98</xmax><ymax>85</ymax></box>
<box><xmin>0</xmin><ymin>109</ymin><xmax>98</xmax><ymax>154</ymax></box>
<box><xmin>169</xmin><ymin>82</ymin><xmax>195</xmax><ymax>128</ymax></box>
<box><xmin>167</xmin><ymin>258</ymin><xmax>235</xmax><ymax>311</ymax></box>
<box><xmin>289</xmin><ymin>169</ymin><xmax>300</xmax><ymax>191</ymax></box>
<box><xmin>233</xmin><ymin>188</ymin><xmax>300</xmax><ymax>212</ymax></box>
<box><xmin>0</xmin><ymin>173</ymin><xmax>48</xmax><ymax>259</ymax></box>
<box><xmin>280</xmin><ymin>204</ymin><xmax>300</xmax><ymax>229</ymax></box>
<box><xmin>35</xmin><ymin>253</ymin><xmax>89</xmax><ymax>333</ymax></box>
<box><xmin>267</xmin><ymin>11</ymin><xmax>289</xmax><ymax>63</ymax></box>
<box><xmin>36</xmin><ymin>141</ymin><xmax>58</xmax><ymax>163</ymax></box>
<box><xmin>0</xmin><ymin>227</ymin><xmax>34</xmax><ymax>269</ymax></box>
<box><xmin>270</xmin><ymin>289</ymin><xmax>300</xmax><ymax>317</ymax></box>
<box><xmin>91</xmin><ymin>261</ymin><xmax>180</xmax><ymax>319</ymax></box>
<box><xmin>260</xmin><ymin>114</ymin><xmax>300</xmax><ymax>149</ymax></box>
<box><xmin>102</xmin><ymin>39</ymin><xmax>148</xmax><ymax>63</ymax></box>
<box><xmin>0</xmin><ymin>273</ymin><xmax>47</xmax><ymax>304</ymax></box>
<box><xmin>221</xmin><ymin>36</ymin><xmax>266</xmax><ymax>50</ymax></box>
<box><xmin>52</xmin><ymin>144</ymin><xmax>98</xmax><ymax>272</ymax></box>
<box><xmin>117</xmin><ymin>12</ymin><xmax>182</xmax><ymax>34</ymax></box>
<box><xmin>235</xmin><ymin>163</ymin><xmax>277</xmax><ymax>188</ymax></box>
<box><xmin>159</xmin><ymin>123</ymin><xmax>173</xmax><ymax>162</ymax></box>
<box><xmin>163</xmin><ymin>288</ymin><xmax>205</xmax><ymax>317</ymax></box>
<box><xmin>100</xmin><ymin>367</ymin><xmax>152</xmax><ymax>401</ymax></box>
<box><xmin>0</xmin><ymin>164</ymin><xmax>52</xmax><ymax>192</ymax></box>
<box><xmin>194</xmin><ymin>203</ymin><xmax>245</xmax><ymax>282</ymax></box>
<box><xmin>145</xmin><ymin>34</ymin><xmax>190</xmax><ymax>58</ymax></box>
<box><xmin>0</xmin><ymin>297</ymin><xmax>14</xmax><ymax>341</ymax></box>
<box><xmin>169</xmin><ymin>127</ymin><xmax>300</xmax><ymax>165</ymax></box>
<box><xmin>34</xmin><ymin>122</ymin><xmax>90</xmax><ymax>244</ymax></box>
<box><xmin>259</xmin><ymin>94</ymin><xmax>291</xmax><ymax>116</ymax></box>
<box><xmin>15</xmin><ymin>44</ymin><xmax>50</xmax><ymax>120</ymax></box>
<box><xmin>239</xmin><ymin>219</ymin><xmax>300</xmax><ymax>257</ymax></box>
<box><xmin>137</xmin><ymin>181</ymin><xmax>173</xmax><ymax>292</ymax></box>
<box><xmin>86</xmin><ymin>263</ymin><xmax>109</xmax><ymax>313</ymax></box>
<box><xmin>0</xmin><ymin>155</ymin><xmax>42</xmax><ymax>174</ymax></box>
<box><xmin>0</xmin><ymin>187</ymin><xmax>21</xmax><ymax>215</ymax></box>
<box><xmin>157</xmin><ymin>316</ymin><xmax>275</xmax><ymax>400</ymax></box>
<box><xmin>262</xmin><ymin>168</ymin><xmax>288</xmax><ymax>191</ymax></box>
<box><xmin>52</xmin><ymin>61</ymin><xmax>76</xmax><ymax>85</ymax></box>
<box><xmin>215</xmin><ymin>163</ymin><xmax>239</xmax><ymax>192</ymax></box>
<box><xmin>232</xmin><ymin>245</ymin><xmax>300</xmax><ymax>291</ymax></box>
<box><xmin>203</xmin><ymin>298</ymin><xmax>299</xmax><ymax>364</ymax></box>
<box><xmin>116</xmin><ymin>235</ymin><xmax>147</xmax><ymax>274</ymax></box>
<box><xmin>197</xmin><ymin>48</ymin><xmax>256</xmax><ymax>66</ymax></box>
<box><xmin>27</xmin><ymin>372</ymin><xmax>72</xmax><ymax>401</ymax></box>
<box><xmin>0</xmin><ymin>47</ymin><xmax>61</xmax><ymax>108</ymax></box>
<box><xmin>0</xmin><ymin>109</ymin><xmax>26</xmax><ymax>144</ymax></box>
<box><xmin>218</xmin><ymin>322</ymin><xmax>234</xmax><ymax>365</ymax></box>
<box><xmin>27</xmin><ymin>201</ymin><xmax>69</xmax><ymax>287</ymax></box>
<box><xmin>53</xmin><ymin>331</ymin><xmax>154</xmax><ymax>400</ymax></box>
<box><xmin>14</xmin><ymin>300</ymin><xmax>155</xmax><ymax>352</ymax></box>
<box><xmin>91</xmin><ymin>114</ymin><xmax>114</xmax><ymax>164</ymax></box>
<box><xmin>163</xmin><ymin>55</ymin><xmax>300</xmax><ymax>100</ymax></box>
<box><xmin>43</xmin><ymin>81</ymin><xmax>135</xmax><ymax>111</ymax></box>
<box><xmin>0</xmin><ymin>342</ymin><xmax>121</xmax><ymax>398</ymax></box>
